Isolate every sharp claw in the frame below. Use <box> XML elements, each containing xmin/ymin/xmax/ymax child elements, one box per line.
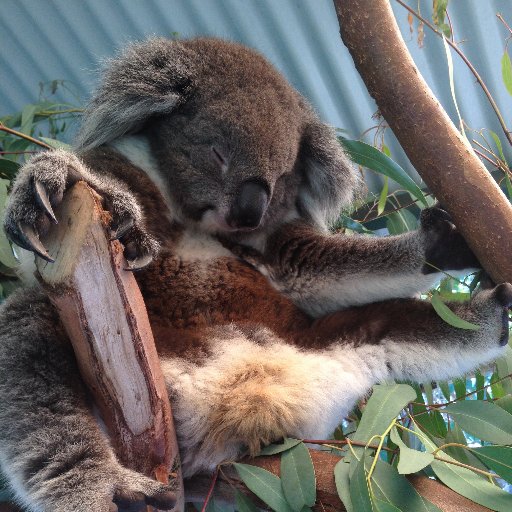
<box><xmin>18</xmin><ymin>222</ymin><xmax>54</xmax><ymax>262</ymax></box>
<box><xmin>124</xmin><ymin>253</ymin><xmax>153</xmax><ymax>271</ymax></box>
<box><xmin>34</xmin><ymin>180</ymin><xmax>58</xmax><ymax>224</ymax></box>
<box><xmin>111</xmin><ymin>217</ymin><xmax>134</xmax><ymax>240</ymax></box>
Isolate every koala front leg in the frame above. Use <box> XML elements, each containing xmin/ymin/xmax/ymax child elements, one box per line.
<box><xmin>4</xmin><ymin>149</ymin><xmax>159</xmax><ymax>270</ymax></box>
<box><xmin>258</xmin><ymin>207</ymin><xmax>479</xmax><ymax>316</ymax></box>
<box><xmin>0</xmin><ymin>290</ymin><xmax>175</xmax><ymax>512</ymax></box>
<box><xmin>299</xmin><ymin>283</ymin><xmax>510</xmax><ymax>384</ymax></box>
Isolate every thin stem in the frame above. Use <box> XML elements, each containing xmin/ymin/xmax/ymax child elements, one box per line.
<box><xmin>497</xmin><ymin>14</ymin><xmax>512</xmax><ymax>37</ymax></box>
<box><xmin>200</xmin><ymin>466</ymin><xmax>219</xmax><ymax>512</ymax></box>
<box><xmin>434</xmin><ymin>454</ymin><xmax>497</xmax><ymax>479</ymax></box>
<box><xmin>302</xmin><ymin>439</ymin><xmax>396</xmax><ymax>453</ymax></box>
<box><xmin>0</xmin><ymin>151</ymin><xmax>39</xmax><ymax>155</ymax></box>
<box><xmin>0</xmin><ymin>125</ymin><xmax>51</xmax><ymax>149</ymax></box>
<box><xmin>474</xmin><ymin>149</ymin><xmax>501</xmax><ymax>169</ymax></box>
<box><xmin>395</xmin><ymin>0</ymin><xmax>512</xmax><ymax>146</ymax></box>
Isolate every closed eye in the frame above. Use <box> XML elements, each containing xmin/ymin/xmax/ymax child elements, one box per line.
<box><xmin>211</xmin><ymin>146</ymin><xmax>228</xmax><ymax>171</ymax></box>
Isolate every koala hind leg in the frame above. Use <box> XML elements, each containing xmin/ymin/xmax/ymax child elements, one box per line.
<box><xmin>0</xmin><ymin>288</ymin><xmax>175</xmax><ymax>512</ymax></box>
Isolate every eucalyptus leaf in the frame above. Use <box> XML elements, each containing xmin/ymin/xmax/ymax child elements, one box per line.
<box><xmin>350</xmin><ymin>384</ymin><xmax>416</xmax><ymax>459</ymax></box>
<box><xmin>502</xmin><ymin>52</ymin><xmax>512</xmax><ymax>96</ymax></box>
<box><xmin>334</xmin><ymin>461</ymin><xmax>354</xmax><ymax>512</ymax></box>
<box><xmin>39</xmin><ymin>137</ymin><xmax>72</xmax><ymax>150</ymax></box>
<box><xmin>21</xmin><ymin>104</ymin><xmax>37</xmax><ymax>135</ymax></box>
<box><xmin>431</xmin><ymin>293</ymin><xmax>479</xmax><ymax>330</ymax></box>
<box><xmin>423</xmin><ymin>437</ymin><xmax>512</xmax><ymax>511</ymax></box>
<box><xmin>443</xmin><ymin>423</ymin><xmax>487</xmax><ymax>471</ymax></box>
<box><xmin>258</xmin><ymin>438</ymin><xmax>302</xmax><ymax>456</ymax></box>
<box><xmin>280</xmin><ymin>442</ymin><xmax>316</xmax><ymax>510</ymax></box>
<box><xmin>495</xmin><ymin>395</ymin><xmax>512</xmax><ymax>414</ymax></box>
<box><xmin>390</xmin><ymin>427</ymin><xmax>434</xmax><ymax>474</ymax></box>
<box><xmin>472</xmin><ymin>446</ymin><xmax>512</xmax><ymax>484</ymax></box>
<box><xmin>235</xmin><ymin>490</ymin><xmax>260</xmax><ymax>512</ymax></box>
<box><xmin>443</xmin><ymin>401</ymin><xmax>512</xmax><ymax>444</ymax></box>
<box><xmin>366</xmin><ymin>458</ymin><xmax>441</xmax><ymax>512</ymax></box>
<box><xmin>386</xmin><ymin>210</ymin><xmax>418</xmax><ymax>235</ymax></box>
<box><xmin>0</xmin><ymin>158</ymin><xmax>20</xmax><ymax>180</ymax></box>
<box><xmin>373</xmin><ymin>499</ymin><xmax>402</xmax><ymax>512</ymax></box>
<box><xmin>496</xmin><ymin>345</ymin><xmax>512</xmax><ymax>395</ymax></box>
<box><xmin>0</xmin><ymin>180</ymin><xmax>18</xmax><ymax>267</ymax></box>
<box><xmin>377</xmin><ymin>177</ymin><xmax>388</xmax><ymax>216</ymax></box>
<box><xmin>233</xmin><ymin>463</ymin><xmax>293</xmax><ymax>512</ymax></box>
<box><xmin>349</xmin><ymin>456</ymin><xmax>373</xmax><ymax>512</ymax></box>
<box><xmin>340</xmin><ymin>139</ymin><xmax>427</xmax><ymax>206</ymax></box>
<box><xmin>489</xmin><ymin>130</ymin><xmax>507</xmax><ymax>163</ymax></box>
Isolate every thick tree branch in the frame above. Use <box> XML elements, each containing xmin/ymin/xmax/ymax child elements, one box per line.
<box><xmin>333</xmin><ymin>0</ymin><xmax>512</xmax><ymax>284</ymax></box>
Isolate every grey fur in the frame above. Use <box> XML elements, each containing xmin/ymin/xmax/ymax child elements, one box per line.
<box><xmin>0</xmin><ymin>37</ymin><xmax>509</xmax><ymax>511</ymax></box>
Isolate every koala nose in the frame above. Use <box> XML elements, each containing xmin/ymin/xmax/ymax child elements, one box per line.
<box><xmin>227</xmin><ymin>179</ymin><xmax>269</xmax><ymax>229</ymax></box>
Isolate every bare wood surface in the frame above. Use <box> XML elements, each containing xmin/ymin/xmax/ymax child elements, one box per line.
<box><xmin>333</xmin><ymin>0</ymin><xmax>512</xmax><ymax>284</ymax></box>
<box><xmin>35</xmin><ymin>182</ymin><xmax>184</xmax><ymax>511</ymax></box>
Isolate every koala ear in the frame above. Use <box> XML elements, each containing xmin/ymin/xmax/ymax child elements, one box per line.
<box><xmin>297</xmin><ymin>121</ymin><xmax>362</xmax><ymax>231</ymax></box>
<box><xmin>75</xmin><ymin>38</ymin><xmax>195</xmax><ymax>151</ymax></box>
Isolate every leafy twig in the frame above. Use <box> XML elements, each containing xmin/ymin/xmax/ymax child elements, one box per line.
<box><xmin>395</xmin><ymin>0</ymin><xmax>512</xmax><ymax>146</ymax></box>
<box><xmin>200</xmin><ymin>466</ymin><xmax>219</xmax><ymax>512</ymax></box>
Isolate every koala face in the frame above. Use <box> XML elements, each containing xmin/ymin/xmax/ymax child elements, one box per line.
<box><xmin>76</xmin><ymin>37</ymin><xmax>360</xmax><ymax>233</ymax></box>
<box><xmin>149</xmin><ymin>95</ymin><xmax>303</xmax><ymax>234</ymax></box>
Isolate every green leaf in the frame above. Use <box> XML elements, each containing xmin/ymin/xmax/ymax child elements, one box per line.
<box><xmin>423</xmin><ymin>437</ymin><xmax>512</xmax><ymax>511</ymax></box>
<box><xmin>373</xmin><ymin>499</ymin><xmax>402</xmax><ymax>512</ymax></box>
<box><xmin>502</xmin><ymin>52</ymin><xmax>512</xmax><ymax>96</ymax></box>
<box><xmin>475</xmin><ymin>370</ymin><xmax>485</xmax><ymax>401</ymax></box>
<box><xmin>496</xmin><ymin>345</ymin><xmax>512</xmax><ymax>395</ymax></box>
<box><xmin>489</xmin><ymin>130</ymin><xmax>507</xmax><ymax>163</ymax></box>
<box><xmin>233</xmin><ymin>463</ymin><xmax>293</xmax><ymax>512</ymax></box>
<box><xmin>39</xmin><ymin>137</ymin><xmax>71</xmax><ymax>150</ymax></box>
<box><xmin>367</xmin><ymin>458</ymin><xmax>441</xmax><ymax>512</ymax></box>
<box><xmin>496</xmin><ymin>394</ymin><xmax>512</xmax><ymax>414</ymax></box>
<box><xmin>377</xmin><ymin>177</ymin><xmax>388</xmax><ymax>216</ymax></box>
<box><xmin>280</xmin><ymin>442</ymin><xmax>316</xmax><ymax>510</ymax></box>
<box><xmin>442</xmin><ymin>36</ymin><xmax>467</xmax><ymax>140</ymax></box>
<box><xmin>351</xmin><ymin>384</ymin><xmax>416</xmax><ymax>458</ymax></box>
<box><xmin>390</xmin><ymin>427</ymin><xmax>434</xmax><ymax>474</ymax></box>
<box><xmin>473</xmin><ymin>446</ymin><xmax>512</xmax><ymax>484</ymax></box>
<box><xmin>431</xmin><ymin>293</ymin><xmax>479</xmax><ymax>330</ymax></box>
<box><xmin>443</xmin><ymin>401</ymin><xmax>512</xmax><ymax>444</ymax></box>
<box><xmin>334</xmin><ymin>461</ymin><xmax>354</xmax><ymax>512</ymax></box>
<box><xmin>258</xmin><ymin>438</ymin><xmax>302</xmax><ymax>456</ymax></box>
<box><xmin>453</xmin><ymin>377</ymin><xmax>467</xmax><ymax>400</ymax></box>
<box><xmin>386</xmin><ymin>210</ymin><xmax>418</xmax><ymax>235</ymax></box>
<box><xmin>439</xmin><ymin>381</ymin><xmax>451</xmax><ymax>401</ymax></box>
<box><xmin>334</xmin><ymin>214</ymin><xmax>374</xmax><ymax>234</ymax></box>
<box><xmin>0</xmin><ymin>180</ymin><xmax>18</xmax><ymax>268</ymax></box>
<box><xmin>349</xmin><ymin>456</ymin><xmax>373</xmax><ymax>512</ymax></box>
<box><xmin>235</xmin><ymin>490</ymin><xmax>260</xmax><ymax>512</ymax></box>
<box><xmin>340</xmin><ymin>139</ymin><xmax>427</xmax><ymax>206</ymax></box>
<box><xmin>20</xmin><ymin>104</ymin><xmax>37</xmax><ymax>135</ymax></box>
<box><xmin>443</xmin><ymin>423</ymin><xmax>487</xmax><ymax>471</ymax></box>
<box><xmin>0</xmin><ymin>158</ymin><xmax>19</xmax><ymax>180</ymax></box>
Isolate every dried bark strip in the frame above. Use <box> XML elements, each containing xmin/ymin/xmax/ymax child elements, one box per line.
<box><xmin>35</xmin><ymin>182</ymin><xmax>184</xmax><ymax>511</ymax></box>
<box><xmin>333</xmin><ymin>0</ymin><xmax>512</xmax><ymax>284</ymax></box>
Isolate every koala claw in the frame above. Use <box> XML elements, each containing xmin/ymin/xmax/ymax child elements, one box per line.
<box><xmin>125</xmin><ymin>253</ymin><xmax>154</xmax><ymax>272</ymax></box>
<box><xmin>17</xmin><ymin>222</ymin><xmax>54</xmax><ymax>262</ymax></box>
<box><xmin>34</xmin><ymin>179</ymin><xmax>58</xmax><ymax>224</ymax></box>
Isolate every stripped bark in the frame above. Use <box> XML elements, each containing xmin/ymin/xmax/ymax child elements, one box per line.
<box><xmin>35</xmin><ymin>182</ymin><xmax>184</xmax><ymax>512</ymax></box>
<box><xmin>333</xmin><ymin>0</ymin><xmax>512</xmax><ymax>284</ymax></box>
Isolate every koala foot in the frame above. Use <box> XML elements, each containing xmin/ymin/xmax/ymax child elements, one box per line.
<box><xmin>4</xmin><ymin>150</ymin><xmax>159</xmax><ymax>269</ymax></box>
<box><xmin>420</xmin><ymin>205</ymin><xmax>480</xmax><ymax>274</ymax></box>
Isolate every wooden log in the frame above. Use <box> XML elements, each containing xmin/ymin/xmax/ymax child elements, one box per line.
<box><xmin>333</xmin><ymin>0</ymin><xmax>512</xmax><ymax>284</ymax></box>
<box><xmin>35</xmin><ymin>182</ymin><xmax>184</xmax><ymax>512</ymax></box>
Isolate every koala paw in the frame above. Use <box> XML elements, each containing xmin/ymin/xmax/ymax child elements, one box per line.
<box><xmin>4</xmin><ymin>150</ymin><xmax>159</xmax><ymax>270</ymax></box>
<box><xmin>420</xmin><ymin>206</ymin><xmax>480</xmax><ymax>274</ymax></box>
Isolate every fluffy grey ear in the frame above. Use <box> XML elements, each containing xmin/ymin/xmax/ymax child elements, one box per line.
<box><xmin>297</xmin><ymin>121</ymin><xmax>362</xmax><ymax>231</ymax></box>
<box><xmin>75</xmin><ymin>38</ymin><xmax>195</xmax><ymax>151</ymax></box>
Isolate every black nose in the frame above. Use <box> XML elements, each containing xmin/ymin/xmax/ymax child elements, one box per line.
<box><xmin>228</xmin><ymin>180</ymin><xmax>269</xmax><ymax>229</ymax></box>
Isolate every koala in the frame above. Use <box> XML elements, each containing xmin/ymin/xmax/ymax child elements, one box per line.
<box><xmin>0</xmin><ymin>37</ymin><xmax>510</xmax><ymax>512</ymax></box>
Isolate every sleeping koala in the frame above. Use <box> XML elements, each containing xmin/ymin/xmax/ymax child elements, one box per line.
<box><xmin>0</xmin><ymin>37</ymin><xmax>510</xmax><ymax>512</ymax></box>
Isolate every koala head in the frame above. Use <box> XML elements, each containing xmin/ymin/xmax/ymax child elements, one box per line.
<box><xmin>76</xmin><ymin>38</ymin><xmax>361</xmax><ymax>233</ymax></box>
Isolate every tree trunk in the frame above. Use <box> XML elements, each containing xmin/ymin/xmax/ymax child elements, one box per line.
<box><xmin>36</xmin><ymin>182</ymin><xmax>185</xmax><ymax>512</ymax></box>
<box><xmin>333</xmin><ymin>0</ymin><xmax>512</xmax><ymax>285</ymax></box>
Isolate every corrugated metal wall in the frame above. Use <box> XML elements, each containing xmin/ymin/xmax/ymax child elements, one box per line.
<box><xmin>1</xmin><ymin>0</ymin><xmax>512</xmax><ymax>183</ymax></box>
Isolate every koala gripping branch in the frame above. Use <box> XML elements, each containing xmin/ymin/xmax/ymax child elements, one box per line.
<box><xmin>333</xmin><ymin>0</ymin><xmax>512</xmax><ymax>284</ymax></box>
<box><xmin>35</xmin><ymin>182</ymin><xmax>185</xmax><ymax>512</ymax></box>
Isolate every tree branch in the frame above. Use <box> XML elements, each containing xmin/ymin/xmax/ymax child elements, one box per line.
<box><xmin>333</xmin><ymin>0</ymin><xmax>512</xmax><ymax>284</ymax></box>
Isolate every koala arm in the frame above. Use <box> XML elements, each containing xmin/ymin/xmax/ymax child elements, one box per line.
<box><xmin>245</xmin><ymin>207</ymin><xmax>479</xmax><ymax>317</ymax></box>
